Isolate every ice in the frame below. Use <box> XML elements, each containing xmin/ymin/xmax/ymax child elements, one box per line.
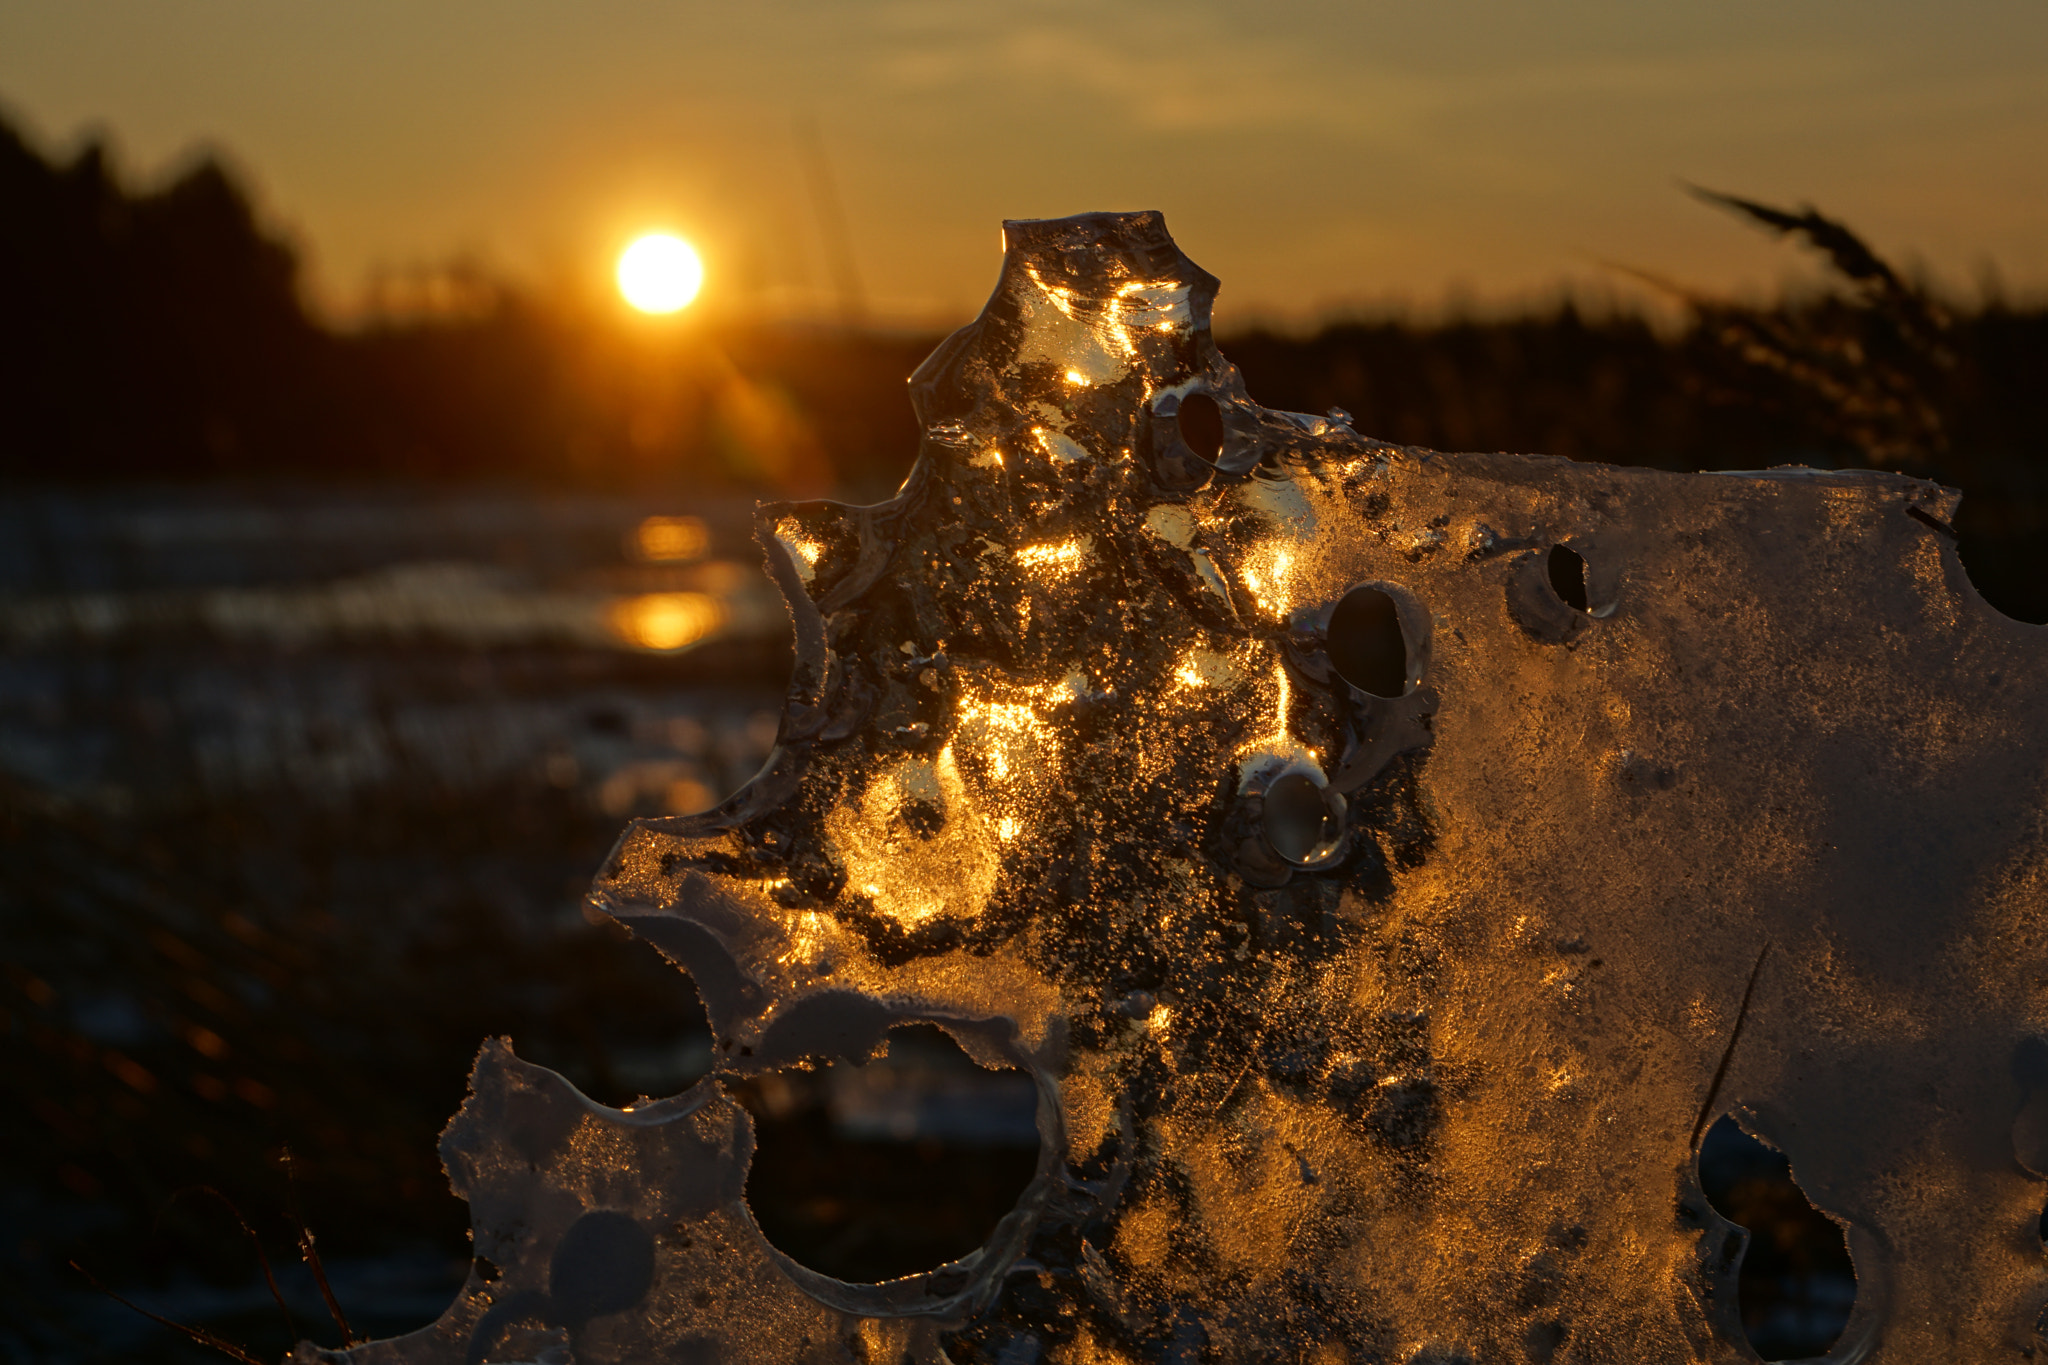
<box><xmin>306</xmin><ymin>211</ymin><xmax>2048</xmax><ymax>1363</ymax></box>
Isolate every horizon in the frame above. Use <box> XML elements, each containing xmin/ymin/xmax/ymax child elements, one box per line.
<box><xmin>4</xmin><ymin>1</ymin><xmax>2045</xmax><ymax>327</ymax></box>
<box><xmin>3</xmin><ymin>106</ymin><xmax>2029</xmax><ymax>339</ymax></box>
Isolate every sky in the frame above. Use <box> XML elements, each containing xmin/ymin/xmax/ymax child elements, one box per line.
<box><xmin>3</xmin><ymin>1</ymin><xmax>2046</xmax><ymax>326</ymax></box>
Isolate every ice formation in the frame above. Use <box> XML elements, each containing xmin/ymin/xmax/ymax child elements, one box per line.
<box><xmin>300</xmin><ymin>212</ymin><xmax>2048</xmax><ymax>1364</ymax></box>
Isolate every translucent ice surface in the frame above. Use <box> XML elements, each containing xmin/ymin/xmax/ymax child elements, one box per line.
<box><xmin>302</xmin><ymin>212</ymin><xmax>2048</xmax><ymax>1364</ymax></box>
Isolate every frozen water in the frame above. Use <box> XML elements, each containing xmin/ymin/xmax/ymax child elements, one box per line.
<box><xmin>307</xmin><ymin>212</ymin><xmax>2048</xmax><ymax>1364</ymax></box>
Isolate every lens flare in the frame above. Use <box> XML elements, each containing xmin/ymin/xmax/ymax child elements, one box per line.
<box><xmin>617</xmin><ymin>234</ymin><xmax>704</xmax><ymax>314</ymax></box>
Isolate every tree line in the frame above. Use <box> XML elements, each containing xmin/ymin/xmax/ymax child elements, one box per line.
<box><xmin>2</xmin><ymin>114</ymin><xmax>2042</xmax><ymax>611</ymax></box>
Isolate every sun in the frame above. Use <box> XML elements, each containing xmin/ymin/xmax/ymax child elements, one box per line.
<box><xmin>617</xmin><ymin>233</ymin><xmax>704</xmax><ymax>314</ymax></box>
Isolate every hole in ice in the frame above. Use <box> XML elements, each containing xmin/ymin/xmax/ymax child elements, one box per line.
<box><xmin>1176</xmin><ymin>391</ymin><xmax>1224</xmax><ymax>464</ymax></box>
<box><xmin>1697</xmin><ymin>1116</ymin><xmax>1856</xmax><ymax>1361</ymax></box>
<box><xmin>549</xmin><ymin>1210</ymin><xmax>656</xmax><ymax>1326</ymax></box>
<box><xmin>735</xmin><ymin>1023</ymin><xmax>1040</xmax><ymax>1284</ymax></box>
<box><xmin>1947</xmin><ymin>500</ymin><xmax>2048</xmax><ymax>625</ymax></box>
<box><xmin>1263</xmin><ymin>770</ymin><xmax>1342</xmax><ymax>866</ymax></box>
<box><xmin>1546</xmin><ymin>544</ymin><xmax>1589</xmax><ymax>614</ymax></box>
<box><xmin>1327</xmin><ymin>585</ymin><xmax>1409</xmax><ymax>698</ymax></box>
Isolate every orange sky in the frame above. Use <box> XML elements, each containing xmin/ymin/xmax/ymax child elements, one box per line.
<box><xmin>4</xmin><ymin>1</ymin><xmax>2046</xmax><ymax>326</ymax></box>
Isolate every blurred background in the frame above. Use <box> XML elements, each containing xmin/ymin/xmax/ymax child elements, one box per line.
<box><xmin>2</xmin><ymin>3</ymin><xmax>2045</xmax><ymax>1361</ymax></box>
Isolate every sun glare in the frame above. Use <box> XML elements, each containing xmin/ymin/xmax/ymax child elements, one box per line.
<box><xmin>617</xmin><ymin>233</ymin><xmax>704</xmax><ymax>314</ymax></box>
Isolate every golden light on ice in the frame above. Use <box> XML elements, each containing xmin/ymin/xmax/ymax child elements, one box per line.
<box><xmin>616</xmin><ymin>233</ymin><xmax>704</xmax><ymax>314</ymax></box>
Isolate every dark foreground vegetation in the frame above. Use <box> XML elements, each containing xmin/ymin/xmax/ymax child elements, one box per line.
<box><xmin>2</xmin><ymin>109</ymin><xmax>2043</xmax><ymax>1362</ymax></box>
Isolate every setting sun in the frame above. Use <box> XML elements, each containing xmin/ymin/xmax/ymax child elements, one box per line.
<box><xmin>616</xmin><ymin>233</ymin><xmax>703</xmax><ymax>314</ymax></box>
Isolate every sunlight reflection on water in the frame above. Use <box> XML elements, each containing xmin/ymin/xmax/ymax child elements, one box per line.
<box><xmin>607</xmin><ymin>590</ymin><xmax>727</xmax><ymax>652</ymax></box>
<box><xmin>0</xmin><ymin>489</ymin><xmax>790</xmax><ymax>817</ymax></box>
